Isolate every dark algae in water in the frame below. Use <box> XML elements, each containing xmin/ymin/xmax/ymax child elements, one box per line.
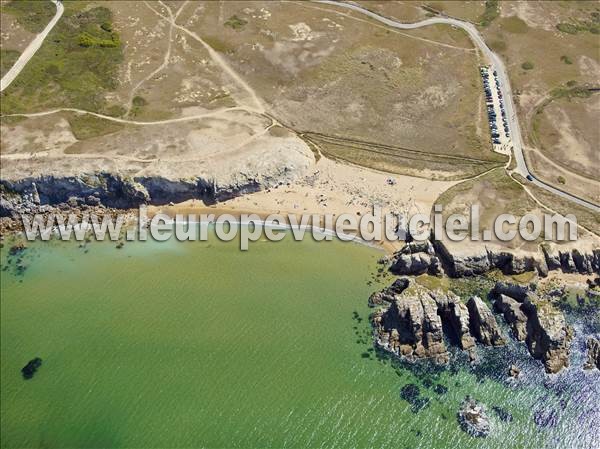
<box><xmin>400</xmin><ymin>383</ymin><xmax>430</xmax><ymax>413</ymax></box>
<box><xmin>21</xmin><ymin>357</ymin><xmax>43</xmax><ymax>379</ymax></box>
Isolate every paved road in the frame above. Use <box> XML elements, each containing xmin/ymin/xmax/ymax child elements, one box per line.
<box><xmin>317</xmin><ymin>0</ymin><xmax>600</xmax><ymax>213</ymax></box>
<box><xmin>0</xmin><ymin>0</ymin><xmax>64</xmax><ymax>92</ymax></box>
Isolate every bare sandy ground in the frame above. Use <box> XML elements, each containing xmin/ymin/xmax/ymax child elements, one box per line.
<box><xmin>148</xmin><ymin>156</ymin><xmax>458</xmax><ymax>252</ymax></box>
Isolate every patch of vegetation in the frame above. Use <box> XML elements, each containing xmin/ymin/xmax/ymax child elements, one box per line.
<box><xmin>479</xmin><ymin>0</ymin><xmax>499</xmax><ymax>27</ymax></box>
<box><xmin>557</xmin><ymin>175</ymin><xmax>566</xmax><ymax>185</ymax></box>
<box><xmin>521</xmin><ymin>61</ymin><xmax>534</xmax><ymax>70</ymax></box>
<box><xmin>78</xmin><ymin>31</ymin><xmax>120</xmax><ymax>48</ymax></box>
<box><xmin>202</xmin><ymin>36</ymin><xmax>233</xmax><ymax>54</ymax></box>
<box><xmin>560</xmin><ymin>55</ymin><xmax>573</xmax><ymax>65</ymax></box>
<box><xmin>224</xmin><ymin>14</ymin><xmax>247</xmax><ymax>30</ymax></box>
<box><xmin>132</xmin><ymin>96</ymin><xmax>147</xmax><ymax>107</ymax></box>
<box><xmin>556</xmin><ymin>23</ymin><xmax>580</xmax><ymax>34</ymax></box>
<box><xmin>104</xmin><ymin>104</ymin><xmax>127</xmax><ymax>118</ymax></box>
<box><xmin>501</xmin><ymin>16</ymin><xmax>528</xmax><ymax>34</ymax></box>
<box><xmin>0</xmin><ymin>49</ymin><xmax>20</xmax><ymax>78</ymax></box>
<box><xmin>556</xmin><ymin>21</ymin><xmax>599</xmax><ymax>35</ymax></box>
<box><xmin>489</xmin><ymin>40</ymin><xmax>507</xmax><ymax>52</ymax></box>
<box><xmin>0</xmin><ymin>5</ymin><xmax>123</xmax><ymax>114</ymax></box>
<box><xmin>67</xmin><ymin>113</ymin><xmax>124</xmax><ymax>140</ymax></box>
<box><xmin>3</xmin><ymin>0</ymin><xmax>55</xmax><ymax>33</ymax></box>
<box><xmin>549</xmin><ymin>85</ymin><xmax>593</xmax><ymax>100</ymax></box>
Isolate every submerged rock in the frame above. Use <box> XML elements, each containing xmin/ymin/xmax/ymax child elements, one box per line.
<box><xmin>400</xmin><ymin>383</ymin><xmax>430</xmax><ymax>413</ymax></box>
<box><xmin>458</xmin><ymin>396</ymin><xmax>491</xmax><ymax>437</ymax></box>
<box><xmin>21</xmin><ymin>357</ymin><xmax>42</xmax><ymax>380</ymax></box>
<box><xmin>467</xmin><ymin>296</ymin><xmax>505</xmax><ymax>346</ymax></box>
<box><xmin>492</xmin><ymin>406</ymin><xmax>513</xmax><ymax>422</ymax></box>
<box><xmin>584</xmin><ymin>337</ymin><xmax>600</xmax><ymax>371</ymax></box>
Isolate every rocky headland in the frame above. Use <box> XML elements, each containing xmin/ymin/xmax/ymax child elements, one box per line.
<box><xmin>370</xmin><ymin>275</ymin><xmax>577</xmax><ymax>374</ymax></box>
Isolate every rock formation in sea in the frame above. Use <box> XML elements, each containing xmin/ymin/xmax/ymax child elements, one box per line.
<box><xmin>457</xmin><ymin>396</ymin><xmax>491</xmax><ymax>437</ymax></box>
<box><xmin>584</xmin><ymin>337</ymin><xmax>600</xmax><ymax>371</ymax></box>
<box><xmin>466</xmin><ymin>296</ymin><xmax>506</xmax><ymax>347</ymax></box>
<box><xmin>370</xmin><ymin>278</ymin><xmax>575</xmax><ymax>374</ymax></box>
<box><xmin>521</xmin><ymin>299</ymin><xmax>573</xmax><ymax>374</ymax></box>
<box><xmin>494</xmin><ymin>294</ymin><xmax>528</xmax><ymax>341</ymax></box>
<box><xmin>372</xmin><ymin>289</ymin><xmax>449</xmax><ymax>364</ymax></box>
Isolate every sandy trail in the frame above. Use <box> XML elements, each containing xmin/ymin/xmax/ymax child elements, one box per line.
<box><xmin>143</xmin><ymin>0</ymin><xmax>264</xmax><ymax>114</ymax></box>
<box><xmin>0</xmin><ymin>0</ymin><xmax>63</xmax><ymax>92</ymax></box>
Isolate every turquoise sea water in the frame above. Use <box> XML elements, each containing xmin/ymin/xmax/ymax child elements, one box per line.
<box><xmin>1</xmin><ymin>231</ymin><xmax>599</xmax><ymax>448</ymax></box>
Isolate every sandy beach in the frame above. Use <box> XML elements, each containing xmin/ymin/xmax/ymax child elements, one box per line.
<box><xmin>147</xmin><ymin>157</ymin><xmax>458</xmax><ymax>252</ymax></box>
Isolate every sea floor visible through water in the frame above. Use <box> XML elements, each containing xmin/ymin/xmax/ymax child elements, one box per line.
<box><xmin>1</xmin><ymin>228</ymin><xmax>599</xmax><ymax>448</ymax></box>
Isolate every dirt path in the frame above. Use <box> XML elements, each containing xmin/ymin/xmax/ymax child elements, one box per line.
<box><xmin>0</xmin><ymin>0</ymin><xmax>63</xmax><ymax>92</ymax></box>
<box><xmin>124</xmin><ymin>1</ymin><xmax>189</xmax><ymax>116</ymax></box>
<box><xmin>143</xmin><ymin>0</ymin><xmax>265</xmax><ymax>114</ymax></box>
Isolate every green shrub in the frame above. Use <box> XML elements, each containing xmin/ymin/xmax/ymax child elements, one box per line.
<box><xmin>556</xmin><ymin>23</ymin><xmax>579</xmax><ymax>34</ymax></box>
<box><xmin>557</xmin><ymin>176</ymin><xmax>566</xmax><ymax>185</ymax></box>
<box><xmin>560</xmin><ymin>55</ymin><xmax>573</xmax><ymax>65</ymax></box>
<box><xmin>479</xmin><ymin>0</ymin><xmax>499</xmax><ymax>27</ymax></box>
<box><xmin>521</xmin><ymin>61</ymin><xmax>534</xmax><ymax>70</ymax></box>
<box><xmin>224</xmin><ymin>15</ymin><xmax>247</xmax><ymax>30</ymax></box>
<box><xmin>78</xmin><ymin>31</ymin><xmax>120</xmax><ymax>48</ymax></box>
<box><xmin>0</xmin><ymin>5</ymin><xmax>123</xmax><ymax>114</ymax></box>
<box><xmin>132</xmin><ymin>96</ymin><xmax>147</xmax><ymax>107</ymax></box>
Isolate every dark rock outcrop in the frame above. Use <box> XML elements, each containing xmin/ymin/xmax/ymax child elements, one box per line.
<box><xmin>372</xmin><ymin>291</ymin><xmax>449</xmax><ymax>364</ymax></box>
<box><xmin>0</xmin><ymin>172</ymin><xmax>265</xmax><ymax>212</ymax></box>
<box><xmin>368</xmin><ymin>278</ymin><xmax>409</xmax><ymax>307</ymax></box>
<box><xmin>467</xmin><ymin>296</ymin><xmax>505</xmax><ymax>346</ymax></box>
<box><xmin>431</xmin><ymin>240</ymin><xmax>599</xmax><ymax>278</ymax></box>
<box><xmin>522</xmin><ymin>300</ymin><xmax>574</xmax><ymax>374</ymax></box>
<box><xmin>491</xmin><ymin>281</ymin><xmax>536</xmax><ymax>303</ymax></box>
<box><xmin>494</xmin><ymin>294</ymin><xmax>528</xmax><ymax>341</ymax></box>
<box><xmin>433</xmin><ymin>291</ymin><xmax>477</xmax><ymax>360</ymax></box>
<box><xmin>390</xmin><ymin>253</ymin><xmax>442</xmax><ymax>276</ymax></box>
<box><xmin>584</xmin><ymin>337</ymin><xmax>600</xmax><ymax>371</ymax></box>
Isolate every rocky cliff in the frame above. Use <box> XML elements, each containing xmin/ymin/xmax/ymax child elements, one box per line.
<box><xmin>0</xmin><ymin>173</ymin><xmax>267</xmax><ymax>216</ymax></box>
<box><xmin>388</xmin><ymin>240</ymin><xmax>600</xmax><ymax>278</ymax></box>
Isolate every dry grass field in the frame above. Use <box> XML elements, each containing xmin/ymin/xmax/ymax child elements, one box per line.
<box><xmin>1</xmin><ymin>0</ymin><xmax>503</xmax><ymax>183</ymax></box>
<box><xmin>174</xmin><ymin>0</ymin><xmax>501</xmax><ymax>178</ymax></box>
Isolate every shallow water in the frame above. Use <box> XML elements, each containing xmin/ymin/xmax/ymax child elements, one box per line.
<box><xmin>1</xmin><ymin>232</ymin><xmax>598</xmax><ymax>448</ymax></box>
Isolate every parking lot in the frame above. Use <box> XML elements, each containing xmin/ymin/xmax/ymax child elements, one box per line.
<box><xmin>480</xmin><ymin>65</ymin><xmax>512</xmax><ymax>155</ymax></box>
